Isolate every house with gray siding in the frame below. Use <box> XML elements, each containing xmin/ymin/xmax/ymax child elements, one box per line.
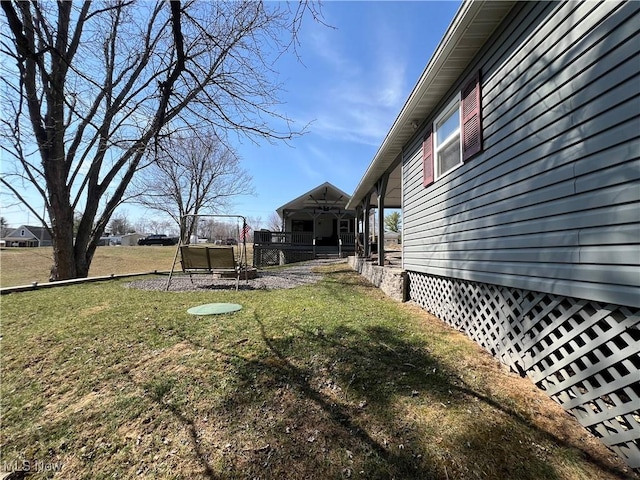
<box><xmin>1</xmin><ymin>225</ymin><xmax>53</xmax><ymax>247</ymax></box>
<box><xmin>346</xmin><ymin>1</ymin><xmax>639</xmax><ymax>469</ymax></box>
<box><xmin>253</xmin><ymin>182</ymin><xmax>357</xmax><ymax>266</ymax></box>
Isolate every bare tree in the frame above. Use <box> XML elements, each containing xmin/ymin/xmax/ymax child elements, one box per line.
<box><xmin>0</xmin><ymin>216</ymin><xmax>8</xmax><ymax>237</ymax></box>
<box><xmin>0</xmin><ymin>1</ymin><xmax>321</xmax><ymax>279</ymax></box>
<box><xmin>133</xmin><ymin>132</ymin><xmax>253</xmax><ymax>242</ymax></box>
<box><xmin>108</xmin><ymin>211</ymin><xmax>133</xmax><ymax>235</ymax></box>
<box><xmin>209</xmin><ymin>221</ymin><xmax>237</xmax><ymax>243</ymax></box>
<box><xmin>136</xmin><ymin>218</ymin><xmax>173</xmax><ymax>236</ymax></box>
<box><xmin>268</xmin><ymin>211</ymin><xmax>283</xmax><ymax>231</ymax></box>
<box><xmin>246</xmin><ymin>216</ymin><xmax>264</xmax><ymax>232</ymax></box>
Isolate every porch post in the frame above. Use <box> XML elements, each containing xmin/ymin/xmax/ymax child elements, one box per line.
<box><xmin>281</xmin><ymin>210</ymin><xmax>294</xmax><ymax>265</ymax></box>
<box><xmin>363</xmin><ymin>199</ymin><xmax>371</xmax><ymax>257</ymax></box>
<box><xmin>334</xmin><ymin>210</ymin><xmax>344</xmax><ymax>258</ymax></box>
<box><xmin>310</xmin><ymin>210</ymin><xmax>320</xmax><ymax>258</ymax></box>
<box><xmin>376</xmin><ymin>174</ymin><xmax>389</xmax><ymax>267</ymax></box>
<box><xmin>355</xmin><ymin>206</ymin><xmax>362</xmax><ymax>256</ymax></box>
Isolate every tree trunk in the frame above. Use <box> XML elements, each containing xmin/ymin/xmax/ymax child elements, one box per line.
<box><xmin>76</xmin><ymin>242</ymin><xmax>96</xmax><ymax>279</ymax></box>
<box><xmin>50</xmin><ymin>218</ymin><xmax>95</xmax><ymax>281</ymax></box>
<box><xmin>49</xmin><ymin>205</ymin><xmax>78</xmax><ymax>281</ymax></box>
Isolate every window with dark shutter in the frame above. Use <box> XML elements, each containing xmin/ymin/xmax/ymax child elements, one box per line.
<box><xmin>423</xmin><ymin>129</ymin><xmax>433</xmax><ymax>187</ymax></box>
<box><xmin>461</xmin><ymin>72</ymin><xmax>481</xmax><ymax>161</ymax></box>
<box><xmin>434</xmin><ymin>98</ymin><xmax>460</xmax><ymax>179</ymax></box>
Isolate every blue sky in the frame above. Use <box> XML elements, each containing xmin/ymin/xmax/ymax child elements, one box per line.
<box><xmin>1</xmin><ymin>1</ymin><xmax>461</xmax><ymax>231</ymax></box>
<box><xmin>234</xmin><ymin>1</ymin><xmax>461</xmax><ymax>227</ymax></box>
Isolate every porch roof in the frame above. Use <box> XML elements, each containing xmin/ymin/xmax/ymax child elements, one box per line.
<box><xmin>277</xmin><ymin>182</ymin><xmax>353</xmax><ymax>216</ymax></box>
<box><xmin>345</xmin><ymin>0</ymin><xmax>516</xmax><ymax>210</ymax></box>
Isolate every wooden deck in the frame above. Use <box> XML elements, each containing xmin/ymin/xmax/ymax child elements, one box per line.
<box><xmin>253</xmin><ymin>231</ymin><xmax>356</xmax><ymax>267</ymax></box>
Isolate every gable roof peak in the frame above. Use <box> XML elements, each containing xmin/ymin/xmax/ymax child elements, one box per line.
<box><xmin>276</xmin><ymin>182</ymin><xmax>352</xmax><ymax>215</ymax></box>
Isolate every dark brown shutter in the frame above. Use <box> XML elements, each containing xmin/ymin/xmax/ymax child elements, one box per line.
<box><xmin>423</xmin><ymin>128</ymin><xmax>433</xmax><ymax>187</ymax></box>
<box><xmin>462</xmin><ymin>71</ymin><xmax>482</xmax><ymax>161</ymax></box>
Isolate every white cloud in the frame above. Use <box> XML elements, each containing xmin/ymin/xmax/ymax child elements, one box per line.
<box><xmin>307</xmin><ymin>28</ymin><xmax>357</xmax><ymax>76</ymax></box>
<box><xmin>304</xmin><ymin>13</ymin><xmax>409</xmax><ymax>146</ymax></box>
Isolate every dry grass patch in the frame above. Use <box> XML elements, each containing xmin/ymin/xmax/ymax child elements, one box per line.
<box><xmin>0</xmin><ymin>245</ymin><xmax>254</xmax><ymax>287</ymax></box>
<box><xmin>0</xmin><ymin>263</ymin><xmax>635</xmax><ymax>479</ymax></box>
<box><xmin>0</xmin><ymin>246</ymin><xmax>177</xmax><ymax>287</ymax></box>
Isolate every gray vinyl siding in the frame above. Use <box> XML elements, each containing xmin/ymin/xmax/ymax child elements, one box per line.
<box><xmin>402</xmin><ymin>1</ymin><xmax>640</xmax><ymax>307</ymax></box>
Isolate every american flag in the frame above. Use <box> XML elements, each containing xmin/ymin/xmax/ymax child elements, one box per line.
<box><xmin>240</xmin><ymin>223</ymin><xmax>251</xmax><ymax>241</ymax></box>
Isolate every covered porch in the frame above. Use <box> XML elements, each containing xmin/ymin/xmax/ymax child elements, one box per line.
<box><xmin>253</xmin><ymin>182</ymin><xmax>358</xmax><ymax>267</ymax></box>
<box><xmin>346</xmin><ymin>156</ymin><xmax>403</xmax><ymax>269</ymax></box>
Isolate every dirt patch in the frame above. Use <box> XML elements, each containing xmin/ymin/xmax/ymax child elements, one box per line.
<box><xmin>79</xmin><ymin>304</ymin><xmax>109</xmax><ymax>317</ymax></box>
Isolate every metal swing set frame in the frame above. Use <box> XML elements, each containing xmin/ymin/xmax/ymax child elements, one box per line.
<box><xmin>166</xmin><ymin>214</ymin><xmax>250</xmax><ymax>291</ymax></box>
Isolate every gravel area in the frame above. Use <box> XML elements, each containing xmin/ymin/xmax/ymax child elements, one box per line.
<box><xmin>126</xmin><ymin>258</ymin><xmax>347</xmax><ymax>292</ymax></box>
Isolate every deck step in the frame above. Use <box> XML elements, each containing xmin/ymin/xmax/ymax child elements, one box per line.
<box><xmin>315</xmin><ymin>253</ymin><xmax>342</xmax><ymax>259</ymax></box>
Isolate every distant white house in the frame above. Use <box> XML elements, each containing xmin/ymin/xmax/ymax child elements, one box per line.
<box><xmin>1</xmin><ymin>225</ymin><xmax>52</xmax><ymax>247</ymax></box>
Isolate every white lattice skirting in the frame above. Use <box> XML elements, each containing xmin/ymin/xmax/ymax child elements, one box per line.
<box><xmin>407</xmin><ymin>271</ymin><xmax>640</xmax><ymax>470</ymax></box>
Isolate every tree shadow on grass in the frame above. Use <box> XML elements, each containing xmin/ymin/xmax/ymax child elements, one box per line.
<box><xmin>178</xmin><ymin>314</ymin><xmax>601</xmax><ymax>480</ymax></box>
<box><xmin>249</xmin><ymin>317</ymin><xmax>433</xmax><ymax>479</ymax></box>
<box><xmin>218</xmin><ymin>315</ymin><xmax>629</xmax><ymax>479</ymax></box>
<box><xmin>144</xmin><ymin>376</ymin><xmax>221</xmax><ymax>480</ymax></box>
<box><xmin>139</xmin><ymin>291</ymin><xmax>632</xmax><ymax>479</ymax></box>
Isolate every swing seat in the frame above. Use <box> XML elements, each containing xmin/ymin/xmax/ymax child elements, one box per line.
<box><xmin>180</xmin><ymin>245</ymin><xmax>240</xmax><ymax>290</ymax></box>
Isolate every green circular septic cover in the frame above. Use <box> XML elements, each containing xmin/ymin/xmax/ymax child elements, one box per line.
<box><xmin>187</xmin><ymin>303</ymin><xmax>242</xmax><ymax>315</ymax></box>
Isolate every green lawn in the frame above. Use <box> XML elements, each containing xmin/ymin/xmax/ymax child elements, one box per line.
<box><xmin>0</xmin><ymin>263</ymin><xmax>633</xmax><ymax>479</ymax></box>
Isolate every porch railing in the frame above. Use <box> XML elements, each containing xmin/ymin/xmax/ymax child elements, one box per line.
<box><xmin>254</xmin><ymin>231</ymin><xmax>356</xmax><ymax>246</ymax></box>
<box><xmin>338</xmin><ymin>232</ymin><xmax>356</xmax><ymax>246</ymax></box>
<box><xmin>254</xmin><ymin>231</ymin><xmax>314</xmax><ymax>245</ymax></box>
<box><xmin>253</xmin><ymin>231</ymin><xmax>357</xmax><ymax>267</ymax></box>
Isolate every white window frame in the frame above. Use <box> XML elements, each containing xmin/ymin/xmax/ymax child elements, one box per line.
<box><xmin>433</xmin><ymin>95</ymin><xmax>463</xmax><ymax>180</ymax></box>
